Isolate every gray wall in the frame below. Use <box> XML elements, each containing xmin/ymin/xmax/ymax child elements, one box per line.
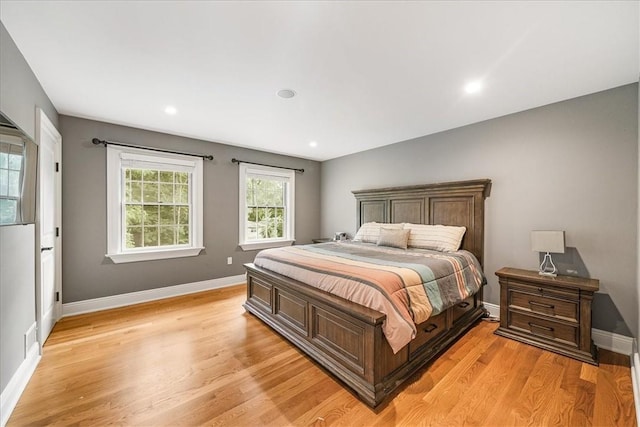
<box><xmin>0</xmin><ymin>23</ymin><xmax>58</xmax><ymax>139</ymax></box>
<box><xmin>59</xmin><ymin>115</ymin><xmax>321</xmax><ymax>302</ymax></box>
<box><xmin>321</xmin><ymin>84</ymin><xmax>639</xmax><ymax>338</ymax></box>
<box><xmin>0</xmin><ymin>22</ymin><xmax>59</xmax><ymax>392</ymax></box>
<box><xmin>0</xmin><ymin>225</ymin><xmax>36</xmax><ymax>392</ymax></box>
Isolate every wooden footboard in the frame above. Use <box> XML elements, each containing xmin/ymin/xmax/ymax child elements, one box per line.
<box><xmin>243</xmin><ymin>262</ymin><xmax>486</xmax><ymax>407</ymax></box>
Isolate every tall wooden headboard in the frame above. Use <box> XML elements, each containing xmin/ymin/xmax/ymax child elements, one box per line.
<box><xmin>352</xmin><ymin>179</ymin><xmax>491</xmax><ymax>266</ymax></box>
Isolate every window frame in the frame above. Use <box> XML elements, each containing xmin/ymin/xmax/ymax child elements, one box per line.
<box><xmin>238</xmin><ymin>163</ymin><xmax>295</xmax><ymax>251</ymax></box>
<box><xmin>106</xmin><ymin>145</ymin><xmax>204</xmax><ymax>263</ymax></box>
<box><xmin>0</xmin><ymin>133</ymin><xmax>25</xmax><ymax>225</ymax></box>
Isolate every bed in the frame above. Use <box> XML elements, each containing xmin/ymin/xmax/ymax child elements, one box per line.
<box><xmin>243</xmin><ymin>179</ymin><xmax>491</xmax><ymax>407</ymax></box>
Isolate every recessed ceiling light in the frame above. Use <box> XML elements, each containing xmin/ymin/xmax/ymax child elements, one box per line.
<box><xmin>164</xmin><ymin>105</ymin><xmax>178</xmax><ymax>115</ymax></box>
<box><xmin>277</xmin><ymin>89</ymin><xmax>296</xmax><ymax>99</ymax></box>
<box><xmin>464</xmin><ymin>81</ymin><xmax>483</xmax><ymax>94</ymax></box>
<box><xmin>309</xmin><ymin>141</ymin><xmax>317</xmax><ymax>147</ymax></box>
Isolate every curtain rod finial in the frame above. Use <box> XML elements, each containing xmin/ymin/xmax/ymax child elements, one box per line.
<box><xmin>92</xmin><ymin>138</ymin><xmax>105</xmax><ymax>146</ymax></box>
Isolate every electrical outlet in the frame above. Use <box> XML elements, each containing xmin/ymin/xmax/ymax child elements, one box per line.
<box><xmin>227</xmin><ymin>257</ymin><xmax>232</xmax><ymax>265</ymax></box>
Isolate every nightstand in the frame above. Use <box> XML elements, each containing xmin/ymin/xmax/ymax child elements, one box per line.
<box><xmin>312</xmin><ymin>238</ymin><xmax>332</xmax><ymax>243</ymax></box>
<box><xmin>494</xmin><ymin>267</ymin><xmax>599</xmax><ymax>365</ymax></box>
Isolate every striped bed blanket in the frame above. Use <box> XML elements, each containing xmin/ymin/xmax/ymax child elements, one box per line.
<box><xmin>253</xmin><ymin>242</ymin><xmax>486</xmax><ymax>353</ymax></box>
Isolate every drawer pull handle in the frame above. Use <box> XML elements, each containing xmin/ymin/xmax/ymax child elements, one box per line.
<box><xmin>528</xmin><ymin>322</ymin><xmax>554</xmax><ymax>332</ymax></box>
<box><xmin>529</xmin><ymin>301</ymin><xmax>555</xmax><ymax>309</ymax></box>
<box><xmin>458</xmin><ymin>301</ymin><xmax>470</xmax><ymax>308</ymax></box>
<box><xmin>423</xmin><ymin>323</ymin><xmax>438</xmax><ymax>333</ymax></box>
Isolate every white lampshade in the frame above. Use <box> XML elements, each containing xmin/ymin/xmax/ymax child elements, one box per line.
<box><xmin>531</xmin><ymin>231</ymin><xmax>565</xmax><ymax>253</ymax></box>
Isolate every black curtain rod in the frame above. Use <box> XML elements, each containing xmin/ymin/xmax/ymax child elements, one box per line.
<box><xmin>231</xmin><ymin>158</ymin><xmax>304</xmax><ymax>173</ymax></box>
<box><xmin>92</xmin><ymin>138</ymin><xmax>214</xmax><ymax>161</ymax></box>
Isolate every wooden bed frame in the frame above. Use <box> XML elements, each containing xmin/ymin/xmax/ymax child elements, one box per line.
<box><xmin>243</xmin><ymin>179</ymin><xmax>491</xmax><ymax>407</ymax></box>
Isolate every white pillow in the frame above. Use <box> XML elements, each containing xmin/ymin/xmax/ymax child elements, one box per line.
<box><xmin>404</xmin><ymin>223</ymin><xmax>466</xmax><ymax>252</ymax></box>
<box><xmin>353</xmin><ymin>222</ymin><xmax>403</xmax><ymax>243</ymax></box>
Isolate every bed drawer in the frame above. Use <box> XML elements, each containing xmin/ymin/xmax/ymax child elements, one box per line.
<box><xmin>452</xmin><ymin>295</ymin><xmax>476</xmax><ymax>323</ymax></box>
<box><xmin>508</xmin><ymin>311</ymin><xmax>578</xmax><ymax>348</ymax></box>
<box><xmin>409</xmin><ymin>312</ymin><xmax>447</xmax><ymax>354</ymax></box>
<box><xmin>509</xmin><ymin>288</ymin><xmax>578</xmax><ymax>323</ymax></box>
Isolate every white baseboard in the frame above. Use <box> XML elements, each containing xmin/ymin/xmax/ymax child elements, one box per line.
<box><xmin>483</xmin><ymin>301</ymin><xmax>500</xmax><ymax>318</ymax></box>
<box><xmin>631</xmin><ymin>340</ymin><xmax>640</xmax><ymax>427</ymax></box>
<box><xmin>482</xmin><ymin>301</ymin><xmax>634</xmax><ymax>355</ymax></box>
<box><xmin>62</xmin><ymin>274</ymin><xmax>246</xmax><ymax>317</ymax></box>
<box><xmin>1</xmin><ymin>339</ymin><xmax>40</xmax><ymax>427</ymax></box>
<box><xmin>592</xmin><ymin>328</ymin><xmax>634</xmax><ymax>355</ymax></box>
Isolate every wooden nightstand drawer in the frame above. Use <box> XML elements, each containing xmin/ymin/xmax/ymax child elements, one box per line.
<box><xmin>509</xmin><ymin>280</ymin><xmax>579</xmax><ymax>300</ymax></box>
<box><xmin>508</xmin><ymin>311</ymin><xmax>578</xmax><ymax>347</ymax></box>
<box><xmin>509</xmin><ymin>288</ymin><xmax>578</xmax><ymax>323</ymax></box>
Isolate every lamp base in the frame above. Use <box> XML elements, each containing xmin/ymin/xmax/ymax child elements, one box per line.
<box><xmin>538</xmin><ymin>252</ymin><xmax>558</xmax><ymax>277</ymax></box>
<box><xmin>538</xmin><ymin>271</ymin><xmax>557</xmax><ymax>278</ymax></box>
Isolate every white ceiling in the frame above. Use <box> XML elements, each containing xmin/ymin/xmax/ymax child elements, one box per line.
<box><xmin>1</xmin><ymin>1</ymin><xmax>638</xmax><ymax>161</ymax></box>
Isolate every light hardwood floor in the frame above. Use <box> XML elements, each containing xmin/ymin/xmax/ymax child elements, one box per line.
<box><xmin>8</xmin><ymin>284</ymin><xmax>637</xmax><ymax>426</ymax></box>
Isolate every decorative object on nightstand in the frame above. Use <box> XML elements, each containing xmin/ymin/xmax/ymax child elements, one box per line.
<box><xmin>494</xmin><ymin>267</ymin><xmax>599</xmax><ymax>365</ymax></box>
<box><xmin>334</xmin><ymin>231</ymin><xmax>348</xmax><ymax>241</ymax></box>
<box><xmin>531</xmin><ymin>230</ymin><xmax>565</xmax><ymax>277</ymax></box>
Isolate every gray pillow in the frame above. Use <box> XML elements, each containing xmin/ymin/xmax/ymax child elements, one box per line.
<box><xmin>377</xmin><ymin>227</ymin><xmax>410</xmax><ymax>249</ymax></box>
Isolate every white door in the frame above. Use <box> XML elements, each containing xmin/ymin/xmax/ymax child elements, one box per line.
<box><xmin>37</xmin><ymin>109</ymin><xmax>62</xmax><ymax>347</ymax></box>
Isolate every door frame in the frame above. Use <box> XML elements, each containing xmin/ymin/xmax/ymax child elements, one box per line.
<box><xmin>35</xmin><ymin>108</ymin><xmax>62</xmax><ymax>350</ymax></box>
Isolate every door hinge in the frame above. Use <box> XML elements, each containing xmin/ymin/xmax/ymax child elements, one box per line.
<box><xmin>56</xmin><ymin>291</ymin><xmax>60</xmax><ymax>302</ymax></box>
<box><xmin>56</xmin><ymin>227</ymin><xmax>60</xmax><ymax>237</ymax></box>
<box><xmin>55</xmin><ymin>162</ymin><xmax>59</xmax><ymax>172</ymax></box>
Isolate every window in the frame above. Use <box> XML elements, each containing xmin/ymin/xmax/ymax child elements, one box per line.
<box><xmin>0</xmin><ymin>136</ymin><xmax>23</xmax><ymax>225</ymax></box>
<box><xmin>239</xmin><ymin>163</ymin><xmax>294</xmax><ymax>251</ymax></box>
<box><xmin>106</xmin><ymin>145</ymin><xmax>203</xmax><ymax>263</ymax></box>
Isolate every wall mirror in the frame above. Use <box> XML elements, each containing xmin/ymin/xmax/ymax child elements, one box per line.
<box><xmin>0</xmin><ymin>112</ymin><xmax>38</xmax><ymax>225</ymax></box>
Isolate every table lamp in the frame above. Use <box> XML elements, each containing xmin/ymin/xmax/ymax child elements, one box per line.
<box><xmin>530</xmin><ymin>230</ymin><xmax>565</xmax><ymax>277</ymax></box>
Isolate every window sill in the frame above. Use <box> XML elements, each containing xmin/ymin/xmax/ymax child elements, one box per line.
<box><xmin>239</xmin><ymin>240</ymin><xmax>294</xmax><ymax>251</ymax></box>
<box><xmin>106</xmin><ymin>247</ymin><xmax>204</xmax><ymax>264</ymax></box>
